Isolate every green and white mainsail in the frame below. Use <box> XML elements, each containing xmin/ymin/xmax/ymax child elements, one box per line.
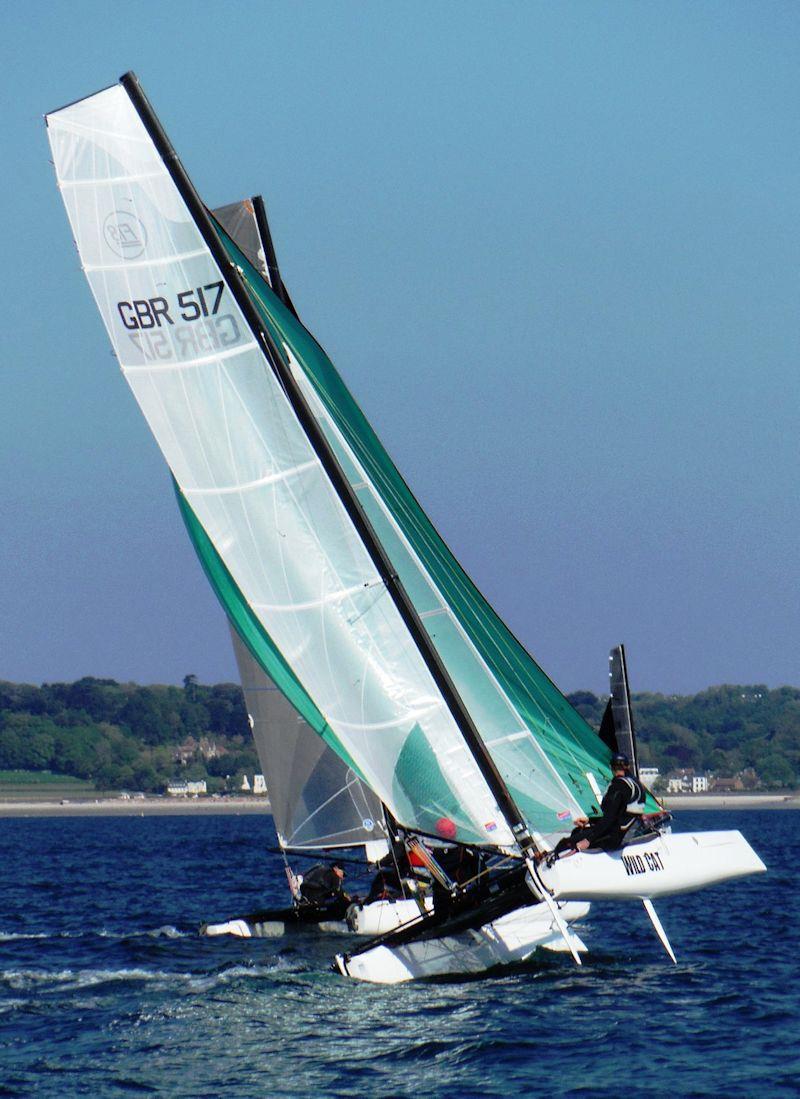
<box><xmin>46</xmin><ymin>79</ymin><xmax>516</xmax><ymax>846</ymax></box>
<box><xmin>46</xmin><ymin>75</ymin><xmax>656</xmax><ymax>852</ymax></box>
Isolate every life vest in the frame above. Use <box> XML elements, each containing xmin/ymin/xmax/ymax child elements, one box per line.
<box><xmin>620</xmin><ymin>776</ymin><xmax>647</xmax><ymax>820</ymax></box>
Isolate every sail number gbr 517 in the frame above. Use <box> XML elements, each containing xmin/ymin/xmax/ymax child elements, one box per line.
<box><xmin>116</xmin><ymin>282</ymin><xmax>242</xmax><ymax>361</ymax></box>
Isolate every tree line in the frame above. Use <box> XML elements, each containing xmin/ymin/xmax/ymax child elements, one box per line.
<box><xmin>0</xmin><ymin>676</ymin><xmax>797</xmax><ymax>793</ymax></box>
<box><xmin>0</xmin><ymin>676</ymin><xmax>257</xmax><ymax>794</ymax></box>
<box><xmin>569</xmin><ymin>684</ymin><xmax>800</xmax><ymax>788</ymax></box>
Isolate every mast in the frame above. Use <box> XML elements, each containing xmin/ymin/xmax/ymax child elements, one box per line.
<box><xmin>119</xmin><ymin>70</ymin><xmax>537</xmax><ymax>858</ymax></box>
<box><xmin>602</xmin><ymin>644</ymin><xmax>639</xmax><ymax>776</ymax></box>
<box><xmin>251</xmin><ymin>195</ymin><xmax>299</xmax><ymax>319</ymax></box>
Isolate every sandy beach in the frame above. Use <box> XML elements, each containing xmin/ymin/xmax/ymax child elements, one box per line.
<box><xmin>663</xmin><ymin>792</ymin><xmax>800</xmax><ymax>810</ymax></box>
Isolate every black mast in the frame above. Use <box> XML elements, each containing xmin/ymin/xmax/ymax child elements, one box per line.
<box><xmin>251</xmin><ymin>195</ymin><xmax>300</xmax><ymax>320</ymax></box>
<box><xmin>119</xmin><ymin>71</ymin><xmax>538</xmax><ymax>859</ymax></box>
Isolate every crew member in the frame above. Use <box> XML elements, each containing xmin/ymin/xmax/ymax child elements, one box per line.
<box><xmin>364</xmin><ymin>840</ymin><xmax>412</xmax><ymax>904</ymax></box>
<box><xmin>298</xmin><ymin>862</ymin><xmax>350</xmax><ymax>917</ymax></box>
<box><xmin>548</xmin><ymin>753</ymin><xmax>645</xmax><ymax>860</ymax></box>
<box><xmin>430</xmin><ymin>818</ymin><xmax>483</xmax><ymax>917</ymax></box>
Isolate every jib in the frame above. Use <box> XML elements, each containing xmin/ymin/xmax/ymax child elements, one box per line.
<box><xmin>117</xmin><ymin>298</ymin><xmax>173</xmax><ymax>330</ymax></box>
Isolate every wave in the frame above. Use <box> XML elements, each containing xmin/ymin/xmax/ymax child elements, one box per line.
<box><xmin>0</xmin><ymin>960</ymin><xmax>293</xmax><ymax>994</ymax></box>
<box><xmin>0</xmin><ymin>932</ymin><xmax>51</xmax><ymax>941</ymax></box>
<box><xmin>145</xmin><ymin>925</ymin><xmax>189</xmax><ymax>939</ymax></box>
<box><xmin>0</xmin><ymin>926</ymin><xmax>190</xmax><ymax>942</ymax></box>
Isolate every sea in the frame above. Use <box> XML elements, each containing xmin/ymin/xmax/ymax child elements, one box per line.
<box><xmin>0</xmin><ymin>809</ymin><xmax>797</xmax><ymax>1098</ymax></box>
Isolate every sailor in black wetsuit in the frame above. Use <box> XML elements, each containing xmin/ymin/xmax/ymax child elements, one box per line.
<box><xmin>298</xmin><ymin>863</ymin><xmax>350</xmax><ymax>917</ymax></box>
<box><xmin>549</xmin><ymin>753</ymin><xmax>646</xmax><ymax>860</ymax></box>
<box><xmin>364</xmin><ymin>841</ymin><xmax>411</xmax><ymax>904</ymax></box>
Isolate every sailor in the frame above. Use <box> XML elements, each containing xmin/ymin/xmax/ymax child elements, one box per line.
<box><xmin>298</xmin><ymin>862</ymin><xmax>350</xmax><ymax>916</ymax></box>
<box><xmin>364</xmin><ymin>840</ymin><xmax>411</xmax><ymax>904</ymax></box>
<box><xmin>548</xmin><ymin>753</ymin><xmax>646</xmax><ymax>860</ymax></box>
<box><xmin>430</xmin><ymin>839</ymin><xmax>481</xmax><ymax>918</ymax></box>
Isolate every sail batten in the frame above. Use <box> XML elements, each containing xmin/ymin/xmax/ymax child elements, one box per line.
<box><xmin>59</xmin><ymin>168</ymin><xmax>169</xmax><ymax>188</ymax></box>
<box><xmin>84</xmin><ymin>246</ymin><xmax>208</xmax><ymax>272</ymax></box>
<box><xmin>183</xmin><ymin>459</ymin><xmax>318</xmax><ymax>496</ymax></box>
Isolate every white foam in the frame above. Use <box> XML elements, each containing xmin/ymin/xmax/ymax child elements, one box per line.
<box><xmin>1</xmin><ymin>960</ymin><xmax>293</xmax><ymax>994</ymax></box>
<box><xmin>0</xmin><ymin>931</ymin><xmax>50</xmax><ymax>941</ymax></box>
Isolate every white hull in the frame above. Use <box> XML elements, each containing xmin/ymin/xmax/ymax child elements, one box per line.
<box><xmin>346</xmin><ymin>896</ymin><xmax>433</xmax><ymax>935</ymax></box>
<box><xmin>201</xmin><ymin>915</ymin><xmax>348</xmax><ymax>937</ymax></box>
<box><xmin>541</xmin><ymin>830</ymin><xmax>766</xmax><ymax>901</ymax></box>
<box><xmin>201</xmin><ymin>896</ymin><xmax>432</xmax><ymax>939</ymax></box>
<box><xmin>335</xmin><ymin>901</ymin><xmax>590</xmax><ymax>984</ymax></box>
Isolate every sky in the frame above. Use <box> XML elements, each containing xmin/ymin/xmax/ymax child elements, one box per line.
<box><xmin>1</xmin><ymin>2</ymin><xmax>798</xmax><ymax>696</ymax></box>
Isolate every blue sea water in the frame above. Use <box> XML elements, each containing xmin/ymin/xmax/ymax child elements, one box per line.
<box><xmin>0</xmin><ymin>809</ymin><xmax>797</xmax><ymax>1098</ymax></box>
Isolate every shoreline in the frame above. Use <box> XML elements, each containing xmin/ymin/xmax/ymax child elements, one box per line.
<box><xmin>662</xmin><ymin>792</ymin><xmax>800</xmax><ymax>810</ymax></box>
<box><xmin>0</xmin><ymin>792</ymin><xmax>798</xmax><ymax>818</ymax></box>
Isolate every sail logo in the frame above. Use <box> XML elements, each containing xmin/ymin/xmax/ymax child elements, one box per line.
<box><xmin>103</xmin><ymin>211</ymin><xmax>147</xmax><ymax>259</ymax></box>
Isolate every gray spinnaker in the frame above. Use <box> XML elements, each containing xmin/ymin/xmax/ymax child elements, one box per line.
<box><xmin>230</xmin><ymin>629</ymin><xmax>385</xmax><ymax>849</ymax></box>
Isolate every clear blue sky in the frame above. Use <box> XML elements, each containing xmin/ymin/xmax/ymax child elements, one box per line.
<box><xmin>1</xmin><ymin>2</ymin><xmax>798</xmax><ymax>695</ymax></box>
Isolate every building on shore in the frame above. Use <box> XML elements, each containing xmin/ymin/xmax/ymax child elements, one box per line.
<box><xmin>665</xmin><ymin>770</ymin><xmax>710</xmax><ymax>794</ymax></box>
<box><xmin>166</xmin><ymin>780</ymin><xmax>207</xmax><ymax>797</ymax></box>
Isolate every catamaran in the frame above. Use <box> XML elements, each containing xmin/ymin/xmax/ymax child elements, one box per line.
<box><xmin>46</xmin><ymin>73</ymin><xmax>765</xmax><ymax>983</ymax></box>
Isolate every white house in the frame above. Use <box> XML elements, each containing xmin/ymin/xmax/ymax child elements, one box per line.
<box><xmin>167</xmin><ymin>780</ymin><xmax>207</xmax><ymax>797</ymax></box>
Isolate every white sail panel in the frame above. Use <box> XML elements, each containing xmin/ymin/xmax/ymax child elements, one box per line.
<box><xmin>46</xmin><ymin>83</ymin><xmax>513</xmax><ymax>846</ymax></box>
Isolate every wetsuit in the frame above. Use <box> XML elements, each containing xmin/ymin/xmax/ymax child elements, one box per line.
<box><xmin>431</xmin><ymin>846</ymin><xmax>482</xmax><ymax>917</ymax></box>
<box><xmin>365</xmin><ymin>845</ymin><xmax>410</xmax><ymax>904</ymax></box>
<box><xmin>553</xmin><ymin>775</ymin><xmax>646</xmax><ymax>857</ymax></box>
<box><xmin>298</xmin><ymin>864</ymin><xmax>349</xmax><ymax>917</ymax></box>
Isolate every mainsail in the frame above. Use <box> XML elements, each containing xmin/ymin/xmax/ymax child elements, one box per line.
<box><xmin>46</xmin><ymin>78</ymin><xmax>517</xmax><ymax>846</ymax></box>
<box><xmin>46</xmin><ymin>74</ymin><xmax>656</xmax><ymax>855</ymax></box>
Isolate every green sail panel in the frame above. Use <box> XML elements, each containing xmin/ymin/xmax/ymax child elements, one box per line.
<box><xmin>216</xmin><ymin>226</ymin><xmax>661</xmax><ymax>831</ymax></box>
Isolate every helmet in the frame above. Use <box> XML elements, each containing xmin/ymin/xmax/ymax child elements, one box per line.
<box><xmin>610</xmin><ymin>752</ymin><xmax>630</xmax><ymax>769</ymax></box>
<box><xmin>435</xmin><ymin>817</ymin><xmax>458</xmax><ymax>841</ymax></box>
